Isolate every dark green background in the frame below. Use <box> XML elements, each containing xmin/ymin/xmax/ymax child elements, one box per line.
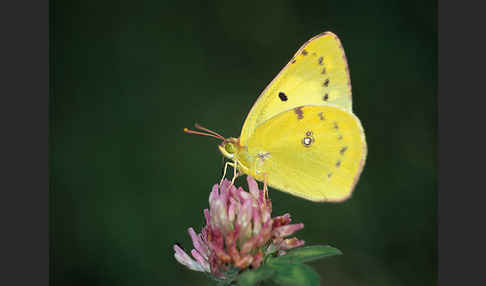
<box><xmin>50</xmin><ymin>0</ymin><xmax>436</xmax><ymax>285</ymax></box>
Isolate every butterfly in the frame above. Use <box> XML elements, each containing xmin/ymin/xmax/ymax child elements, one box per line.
<box><xmin>185</xmin><ymin>32</ymin><xmax>367</xmax><ymax>202</ymax></box>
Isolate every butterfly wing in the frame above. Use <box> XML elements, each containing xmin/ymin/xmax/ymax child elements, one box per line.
<box><xmin>244</xmin><ymin>105</ymin><xmax>366</xmax><ymax>202</ymax></box>
<box><xmin>240</xmin><ymin>32</ymin><xmax>352</xmax><ymax>146</ymax></box>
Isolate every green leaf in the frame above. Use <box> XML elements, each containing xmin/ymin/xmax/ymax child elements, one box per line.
<box><xmin>270</xmin><ymin>263</ymin><xmax>319</xmax><ymax>286</ymax></box>
<box><xmin>237</xmin><ymin>266</ymin><xmax>276</xmax><ymax>286</ymax></box>
<box><xmin>270</xmin><ymin>245</ymin><xmax>342</xmax><ymax>264</ymax></box>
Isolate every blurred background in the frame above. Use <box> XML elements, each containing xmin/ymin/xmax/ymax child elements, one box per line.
<box><xmin>50</xmin><ymin>0</ymin><xmax>436</xmax><ymax>285</ymax></box>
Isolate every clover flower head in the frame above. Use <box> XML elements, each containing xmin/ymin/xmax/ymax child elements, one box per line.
<box><xmin>173</xmin><ymin>176</ymin><xmax>305</xmax><ymax>279</ymax></box>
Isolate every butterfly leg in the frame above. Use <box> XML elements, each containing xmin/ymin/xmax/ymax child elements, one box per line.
<box><xmin>221</xmin><ymin>161</ymin><xmax>232</xmax><ymax>184</ymax></box>
<box><xmin>221</xmin><ymin>161</ymin><xmax>238</xmax><ymax>185</ymax></box>
<box><xmin>231</xmin><ymin>160</ymin><xmax>239</xmax><ymax>185</ymax></box>
<box><xmin>263</xmin><ymin>173</ymin><xmax>269</xmax><ymax>200</ymax></box>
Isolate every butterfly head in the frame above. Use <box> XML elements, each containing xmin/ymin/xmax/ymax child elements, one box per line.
<box><xmin>218</xmin><ymin>138</ymin><xmax>239</xmax><ymax>160</ymax></box>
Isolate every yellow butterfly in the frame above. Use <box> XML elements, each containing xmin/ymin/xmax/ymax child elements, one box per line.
<box><xmin>185</xmin><ymin>32</ymin><xmax>367</xmax><ymax>202</ymax></box>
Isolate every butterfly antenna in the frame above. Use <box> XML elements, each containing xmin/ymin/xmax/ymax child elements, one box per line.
<box><xmin>183</xmin><ymin>127</ymin><xmax>225</xmax><ymax>140</ymax></box>
<box><xmin>194</xmin><ymin>123</ymin><xmax>225</xmax><ymax>139</ymax></box>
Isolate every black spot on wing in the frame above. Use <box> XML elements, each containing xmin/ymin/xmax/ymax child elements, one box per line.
<box><xmin>278</xmin><ymin>92</ymin><xmax>288</xmax><ymax>101</ymax></box>
<box><xmin>340</xmin><ymin>146</ymin><xmax>348</xmax><ymax>155</ymax></box>
<box><xmin>323</xmin><ymin>78</ymin><xmax>330</xmax><ymax>87</ymax></box>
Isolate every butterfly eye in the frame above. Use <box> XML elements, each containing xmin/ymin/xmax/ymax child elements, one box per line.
<box><xmin>225</xmin><ymin>142</ymin><xmax>236</xmax><ymax>154</ymax></box>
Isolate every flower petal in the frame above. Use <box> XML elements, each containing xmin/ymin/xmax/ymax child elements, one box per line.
<box><xmin>228</xmin><ymin>197</ymin><xmax>239</xmax><ymax>223</ymax></box>
<box><xmin>225</xmin><ymin>228</ymin><xmax>241</xmax><ymax>263</ymax></box>
<box><xmin>210</xmin><ymin>227</ymin><xmax>224</xmax><ymax>249</ymax></box>
<box><xmin>188</xmin><ymin>228</ymin><xmax>209</xmax><ymax>259</ymax></box>
<box><xmin>234</xmin><ymin>254</ymin><xmax>253</xmax><ymax>269</ymax></box>
<box><xmin>246</xmin><ymin>175</ymin><xmax>260</xmax><ymax>199</ymax></box>
<box><xmin>252</xmin><ymin>207</ymin><xmax>262</xmax><ymax>235</ymax></box>
<box><xmin>203</xmin><ymin>208</ymin><xmax>210</xmax><ymax>225</ymax></box>
<box><xmin>191</xmin><ymin>249</ymin><xmax>210</xmax><ymax>272</ymax></box>
<box><xmin>236</xmin><ymin>199</ymin><xmax>253</xmax><ymax>243</ymax></box>
<box><xmin>173</xmin><ymin>244</ymin><xmax>205</xmax><ymax>272</ymax></box>
<box><xmin>280</xmin><ymin>237</ymin><xmax>305</xmax><ymax>250</ymax></box>
<box><xmin>239</xmin><ymin>189</ymin><xmax>251</xmax><ymax>201</ymax></box>
<box><xmin>210</xmin><ymin>192</ymin><xmax>230</xmax><ymax>233</ymax></box>
<box><xmin>273</xmin><ymin>213</ymin><xmax>291</xmax><ymax>228</ymax></box>
<box><xmin>220</xmin><ymin>179</ymin><xmax>234</xmax><ymax>197</ymax></box>
<box><xmin>240</xmin><ymin>219</ymin><xmax>273</xmax><ymax>254</ymax></box>
<box><xmin>273</xmin><ymin>223</ymin><xmax>304</xmax><ymax>238</ymax></box>
<box><xmin>208</xmin><ymin>184</ymin><xmax>220</xmax><ymax>209</ymax></box>
<box><xmin>208</xmin><ymin>240</ymin><xmax>231</xmax><ymax>263</ymax></box>
<box><xmin>251</xmin><ymin>250</ymin><xmax>264</xmax><ymax>269</ymax></box>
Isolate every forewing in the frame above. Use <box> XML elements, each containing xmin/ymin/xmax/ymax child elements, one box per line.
<box><xmin>240</xmin><ymin>32</ymin><xmax>352</xmax><ymax>146</ymax></box>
